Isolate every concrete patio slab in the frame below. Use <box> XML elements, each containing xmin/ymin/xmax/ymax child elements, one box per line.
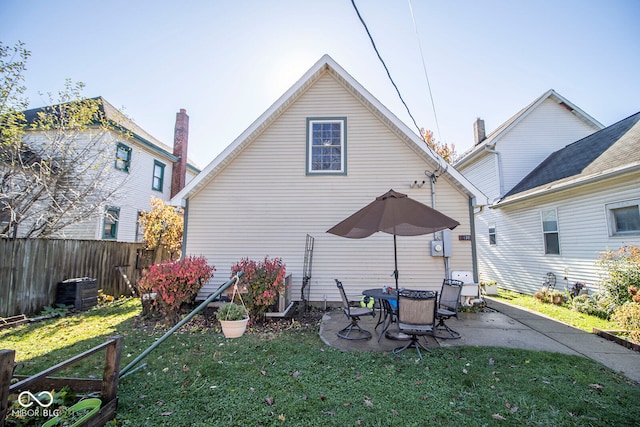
<box><xmin>318</xmin><ymin>298</ymin><xmax>640</xmax><ymax>384</ymax></box>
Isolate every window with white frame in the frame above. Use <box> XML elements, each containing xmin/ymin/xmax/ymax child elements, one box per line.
<box><xmin>306</xmin><ymin>118</ymin><xmax>346</xmax><ymax>174</ymax></box>
<box><xmin>103</xmin><ymin>206</ymin><xmax>120</xmax><ymax>240</ymax></box>
<box><xmin>489</xmin><ymin>225</ymin><xmax>496</xmax><ymax>245</ymax></box>
<box><xmin>541</xmin><ymin>209</ymin><xmax>560</xmax><ymax>255</ymax></box>
<box><xmin>152</xmin><ymin>160</ymin><xmax>165</xmax><ymax>191</ymax></box>
<box><xmin>606</xmin><ymin>199</ymin><xmax>640</xmax><ymax>236</ymax></box>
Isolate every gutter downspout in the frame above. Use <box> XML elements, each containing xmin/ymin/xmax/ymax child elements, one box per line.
<box><xmin>429</xmin><ymin>172</ymin><xmax>450</xmax><ymax>279</ymax></box>
<box><xmin>484</xmin><ymin>144</ymin><xmax>505</xmax><ymax>198</ymax></box>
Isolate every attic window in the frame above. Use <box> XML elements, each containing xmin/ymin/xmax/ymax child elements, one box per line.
<box><xmin>306</xmin><ymin>118</ymin><xmax>346</xmax><ymax>175</ymax></box>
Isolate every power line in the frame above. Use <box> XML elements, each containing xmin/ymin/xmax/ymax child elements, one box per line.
<box><xmin>407</xmin><ymin>0</ymin><xmax>442</xmax><ymax>141</ymax></box>
<box><xmin>350</xmin><ymin>0</ymin><xmax>421</xmax><ymax>136</ymax></box>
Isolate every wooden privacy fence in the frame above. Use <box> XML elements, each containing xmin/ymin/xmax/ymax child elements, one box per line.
<box><xmin>0</xmin><ymin>239</ymin><xmax>156</xmax><ymax>318</ymax></box>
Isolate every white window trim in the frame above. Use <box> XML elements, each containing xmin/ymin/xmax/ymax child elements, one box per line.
<box><xmin>541</xmin><ymin>208</ymin><xmax>560</xmax><ymax>255</ymax></box>
<box><xmin>606</xmin><ymin>198</ymin><xmax>640</xmax><ymax>237</ymax></box>
<box><xmin>306</xmin><ymin>117</ymin><xmax>347</xmax><ymax>175</ymax></box>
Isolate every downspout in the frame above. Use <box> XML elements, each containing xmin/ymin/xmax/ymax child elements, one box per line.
<box><xmin>181</xmin><ymin>198</ymin><xmax>189</xmax><ymax>260</ymax></box>
<box><xmin>469</xmin><ymin>197</ymin><xmax>479</xmax><ymax>283</ymax></box>
<box><xmin>484</xmin><ymin>144</ymin><xmax>504</xmax><ymax>198</ymax></box>
<box><xmin>428</xmin><ymin>171</ymin><xmax>450</xmax><ymax>279</ymax></box>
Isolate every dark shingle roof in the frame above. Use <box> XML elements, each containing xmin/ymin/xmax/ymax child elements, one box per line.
<box><xmin>502</xmin><ymin>111</ymin><xmax>640</xmax><ymax>200</ymax></box>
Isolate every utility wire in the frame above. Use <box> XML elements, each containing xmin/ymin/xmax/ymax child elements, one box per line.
<box><xmin>350</xmin><ymin>0</ymin><xmax>421</xmax><ymax>136</ymax></box>
<box><xmin>408</xmin><ymin>0</ymin><xmax>441</xmax><ymax>141</ymax></box>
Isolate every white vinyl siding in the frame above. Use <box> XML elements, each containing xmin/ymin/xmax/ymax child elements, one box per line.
<box><xmin>477</xmin><ymin>173</ymin><xmax>640</xmax><ymax>295</ymax></box>
<box><xmin>184</xmin><ymin>72</ymin><xmax>475</xmax><ymax>303</ymax></box>
<box><xmin>497</xmin><ymin>98</ymin><xmax>601</xmax><ymax>195</ymax></box>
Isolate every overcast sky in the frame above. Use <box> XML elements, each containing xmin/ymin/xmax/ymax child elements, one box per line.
<box><xmin>2</xmin><ymin>0</ymin><xmax>639</xmax><ymax>168</ymax></box>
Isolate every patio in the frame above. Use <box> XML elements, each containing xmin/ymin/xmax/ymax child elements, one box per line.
<box><xmin>319</xmin><ymin>297</ymin><xmax>640</xmax><ymax>384</ymax></box>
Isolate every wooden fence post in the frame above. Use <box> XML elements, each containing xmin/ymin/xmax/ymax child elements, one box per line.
<box><xmin>0</xmin><ymin>349</ymin><xmax>16</xmax><ymax>427</ymax></box>
<box><xmin>101</xmin><ymin>337</ymin><xmax>123</xmax><ymax>403</ymax></box>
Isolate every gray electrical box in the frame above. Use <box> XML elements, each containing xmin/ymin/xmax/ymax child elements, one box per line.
<box><xmin>430</xmin><ymin>229</ymin><xmax>452</xmax><ymax>257</ymax></box>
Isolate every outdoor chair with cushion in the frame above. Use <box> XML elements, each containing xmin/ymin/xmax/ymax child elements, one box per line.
<box><xmin>435</xmin><ymin>278</ymin><xmax>464</xmax><ymax>339</ymax></box>
<box><xmin>392</xmin><ymin>289</ymin><xmax>438</xmax><ymax>359</ymax></box>
<box><xmin>334</xmin><ymin>279</ymin><xmax>374</xmax><ymax>340</ymax></box>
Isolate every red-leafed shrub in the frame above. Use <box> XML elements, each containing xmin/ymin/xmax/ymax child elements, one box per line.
<box><xmin>138</xmin><ymin>256</ymin><xmax>215</xmax><ymax>324</ymax></box>
<box><xmin>230</xmin><ymin>256</ymin><xmax>286</xmax><ymax>319</ymax></box>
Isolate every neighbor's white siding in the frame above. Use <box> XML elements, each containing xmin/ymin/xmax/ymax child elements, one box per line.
<box><xmin>20</xmin><ymin>128</ymin><xmax>180</xmax><ymax>242</ymax></box>
<box><xmin>458</xmin><ymin>95</ymin><xmax>603</xmax><ymax>295</ymax></box>
<box><xmin>477</xmin><ymin>172</ymin><xmax>640</xmax><ymax>294</ymax></box>
<box><xmin>498</xmin><ymin>97</ymin><xmax>600</xmax><ymax>196</ymax></box>
<box><xmin>185</xmin><ymin>72</ymin><xmax>475</xmax><ymax>303</ymax></box>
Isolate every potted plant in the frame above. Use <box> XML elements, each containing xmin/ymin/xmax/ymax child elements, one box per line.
<box><xmin>481</xmin><ymin>280</ymin><xmax>498</xmax><ymax>296</ymax></box>
<box><xmin>216</xmin><ymin>302</ymin><xmax>249</xmax><ymax>338</ymax></box>
<box><xmin>551</xmin><ymin>290</ymin><xmax>566</xmax><ymax>305</ymax></box>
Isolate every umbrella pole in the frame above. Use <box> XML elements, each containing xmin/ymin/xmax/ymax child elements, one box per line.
<box><xmin>393</xmin><ymin>234</ymin><xmax>399</xmax><ymax>292</ymax></box>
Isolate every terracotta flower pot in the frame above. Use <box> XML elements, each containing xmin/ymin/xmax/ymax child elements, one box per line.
<box><xmin>220</xmin><ymin>317</ymin><xmax>249</xmax><ymax>338</ymax></box>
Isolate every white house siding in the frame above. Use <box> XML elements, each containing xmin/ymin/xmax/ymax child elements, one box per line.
<box><xmin>497</xmin><ymin>98</ymin><xmax>600</xmax><ymax>195</ymax></box>
<box><xmin>19</xmin><ymin>128</ymin><xmax>180</xmax><ymax>242</ymax></box>
<box><xmin>184</xmin><ymin>72</ymin><xmax>474</xmax><ymax>303</ymax></box>
<box><xmin>477</xmin><ymin>172</ymin><xmax>640</xmax><ymax>295</ymax></box>
<box><xmin>458</xmin><ymin>153</ymin><xmax>499</xmax><ymax>202</ymax></box>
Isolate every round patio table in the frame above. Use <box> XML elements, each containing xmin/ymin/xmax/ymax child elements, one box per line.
<box><xmin>362</xmin><ymin>288</ymin><xmax>409</xmax><ymax>341</ymax></box>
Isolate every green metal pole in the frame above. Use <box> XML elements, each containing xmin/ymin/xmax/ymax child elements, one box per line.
<box><xmin>119</xmin><ymin>272</ymin><xmax>243</xmax><ymax>379</ymax></box>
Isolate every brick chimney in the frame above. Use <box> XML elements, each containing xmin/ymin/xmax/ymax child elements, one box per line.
<box><xmin>473</xmin><ymin>117</ymin><xmax>486</xmax><ymax>145</ymax></box>
<box><xmin>171</xmin><ymin>109</ymin><xmax>189</xmax><ymax>198</ymax></box>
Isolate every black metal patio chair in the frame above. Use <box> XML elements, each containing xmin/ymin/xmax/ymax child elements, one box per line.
<box><xmin>435</xmin><ymin>278</ymin><xmax>464</xmax><ymax>339</ymax></box>
<box><xmin>334</xmin><ymin>279</ymin><xmax>374</xmax><ymax>341</ymax></box>
<box><xmin>392</xmin><ymin>289</ymin><xmax>438</xmax><ymax>359</ymax></box>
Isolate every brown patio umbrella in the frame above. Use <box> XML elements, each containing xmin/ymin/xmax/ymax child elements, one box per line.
<box><xmin>327</xmin><ymin>189</ymin><xmax>459</xmax><ymax>291</ymax></box>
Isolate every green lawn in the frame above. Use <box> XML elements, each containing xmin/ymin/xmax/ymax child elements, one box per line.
<box><xmin>2</xmin><ymin>298</ymin><xmax>639</xmax><ymax>426</ymax></box>
<box><xmin>493</xmin><ymin>289</ymin><xmax>617</xmax><ymax>332</ymax></box>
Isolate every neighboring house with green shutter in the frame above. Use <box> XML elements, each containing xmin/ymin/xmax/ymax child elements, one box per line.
<box><xmin>1</xmin><ymin>99</ymin><xmax>199</xmax><ymax>241</ymax></box>
<box><xmin>456</xmin><ymin>91</ymin><xmax>640</xmax><ymax>294</ymax></box>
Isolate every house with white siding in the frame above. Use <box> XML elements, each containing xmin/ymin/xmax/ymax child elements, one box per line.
<box><xmin>4</xmin><ymin>99</ymin><xmax>199</xmax><ymax>241</ymax></box>
<box><xmin>455</xmin><ymin>90</ymin><xmax>640</xmax><ymax>294</ymax></box>
<box><xmin>171</xmin><ymin>55</ymin><xmax>487</xmax><ymax>305</ymax></box>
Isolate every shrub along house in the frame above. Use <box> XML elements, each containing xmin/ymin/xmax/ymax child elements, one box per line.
<box><xmin>456</xmin><ymin>90</ymin><xmax>640</xmax><ymax>294</ymax></box>
<box><xmin>171</xmin><ymin>55</ymin><xmax>487</xmax><ymax>306</ymax></box>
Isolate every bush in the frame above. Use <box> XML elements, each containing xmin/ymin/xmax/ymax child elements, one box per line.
<box><xmin>138</xmin><ymin>256</ymin><xmax>215</xmax><ymax>324</ymax></box>
<box><xmin>230</xmin><ymin>256</ymin><xmax>286</xmax><ymax>319</ymax></box>
<box><xmin>597</xmin><ymin>245</ymin><xmax>640</xmax><ymax>315</ymax></box>
<box><xmin>571</xmin><ymin>294</ymin><xmax>609</xmax><ymax>319</ymax></box>
<box><xmin>611</xmin><ymin>302</ymin><xmax>640</xmax><ymax>342</ymax></box>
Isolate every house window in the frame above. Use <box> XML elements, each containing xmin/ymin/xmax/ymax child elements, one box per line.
<box><xmin>606</xmin><ymin>199</ymin><xmax>640</xmax><ymax>236</ymax></box>
<box><xmin>152</xmin><ymin>160</ymin><xmax>165</xmax><ymax>191</ymax></box>
<box><xmin>115</xmin><ymin>143</ymin><xmax>132</xmax><ymax>172</ymax></box>
<box><xmin>306</xmin><ymin>118</ymin><xmax>346</xmax><ymax>174</ymax></box>
<box><xmin>103</xmin><ymin>206</ymin><xmax>120</xmax><ymax>240</ymax></box>
<box><xmin>489</xmin><ymin>225</ymin><xmax>496</xmax><ymax>245</ymax></box>
<box><xmin>541</xmin><ymin>209</ymin><xmax>560</xmax><ymax>255</ymax></box>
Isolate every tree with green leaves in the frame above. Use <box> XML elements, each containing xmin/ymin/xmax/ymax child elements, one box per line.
<box><xmin>1</xmin><ymin>40</ymin><xmax>129</xmax><ymax>238</ymax></box>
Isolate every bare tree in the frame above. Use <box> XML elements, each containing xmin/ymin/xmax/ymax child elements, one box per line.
<box><xmin>1</xmin><ymin>41</ymin><xmax>129</xmax><ymax>238</ymax></box>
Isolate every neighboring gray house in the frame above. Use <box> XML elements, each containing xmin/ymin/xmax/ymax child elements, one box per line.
<box><xmin>457</xmin><ymin>95</ymin><xmax>640</xmax><ymax>294</ymax></box>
